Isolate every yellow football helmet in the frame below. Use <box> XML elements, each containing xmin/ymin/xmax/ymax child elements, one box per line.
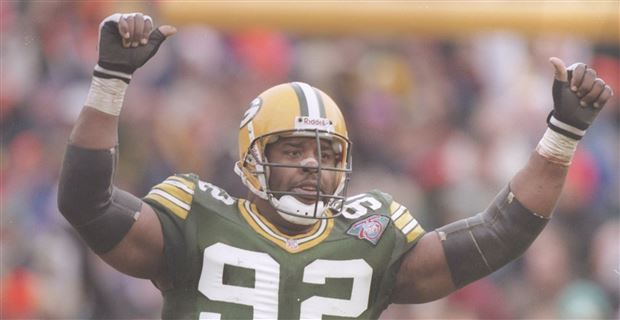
<box><xmin>234</xmin><ymin>82</ymin><xmax>352</xmax><ymax>224</ymax></box>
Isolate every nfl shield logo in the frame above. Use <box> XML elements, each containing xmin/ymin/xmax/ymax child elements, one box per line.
<box><xmin>346</xmin><ymin>215</ymin><xmax>390</xmax><ymax>245</ymax></box>
<box><xmin>286</xmin><ymin>239</ymin><xmax>299</xmax><ymax>249</ymax></box>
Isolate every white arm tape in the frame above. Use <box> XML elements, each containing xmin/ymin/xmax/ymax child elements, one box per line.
<box><xmin>536</xmin><ymin>128</ymin><xmax>579</xmax><ymax>166</ymax></box>
<box><xmin>84</xmin><ymin>76</ymin><xmax>128</xmax><ymax>116</ymax></box>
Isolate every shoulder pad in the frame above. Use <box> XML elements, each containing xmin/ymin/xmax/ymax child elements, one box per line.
<box><xmin>144</xmin><ymin>174</ymin><xmax>197</xmax><ymax>220</ymax></box>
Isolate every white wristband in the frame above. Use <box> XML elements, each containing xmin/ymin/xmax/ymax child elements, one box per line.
<box><xmin>84</xmin><ymin>76</ymin><xmax>128</xmax><ymax>116</ymax></box>
<box><xmin>536</xmin><ymin>128</ymin><xmax>579</xmax><ymax>166</ymax></box>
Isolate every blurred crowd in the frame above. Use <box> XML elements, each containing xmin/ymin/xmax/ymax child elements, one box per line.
<box><xmin>1</xmin><ymin>2</ymin><xmax>619</xmax><ymax>319</ymax></box>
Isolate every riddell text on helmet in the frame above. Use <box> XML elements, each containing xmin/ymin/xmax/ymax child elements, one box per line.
<box><xmin>295</xmin><ymin>116</ymin><xmax>334</xmax><ymax>132</ymax></box>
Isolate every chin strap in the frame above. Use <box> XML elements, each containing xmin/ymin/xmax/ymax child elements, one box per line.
<box><xmin>271</xmin><ymin>195</ymin><xmax>325</xmax><ymax>225</ymax></box>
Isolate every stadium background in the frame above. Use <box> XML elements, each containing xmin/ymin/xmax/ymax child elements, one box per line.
<box><xmin>1</xmin><ymin>1</ymin><xmax>618</xmax><ymax>319</ymax></box>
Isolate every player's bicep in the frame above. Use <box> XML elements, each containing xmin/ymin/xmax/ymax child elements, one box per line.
<box><xmin>100</xmin><ymin>202</ymin><xmax>165</xmax><ymax>279</ymax></box>
<box><xmin>391</xmin><ymin>231</ymin><xmax>455</xmax><ymax>303</ymax></box>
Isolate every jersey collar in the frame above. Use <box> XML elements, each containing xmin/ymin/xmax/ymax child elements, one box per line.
<box><xmin>238</xmin><ymin>199</ymin><xmax>334</xmax><ymax>253</ymax></box>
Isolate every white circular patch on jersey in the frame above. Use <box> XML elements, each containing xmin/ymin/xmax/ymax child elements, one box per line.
<box><xmin>240</xmin><ymin>97</ymin><xmax>262</xmax><ymax>128</ymax></box>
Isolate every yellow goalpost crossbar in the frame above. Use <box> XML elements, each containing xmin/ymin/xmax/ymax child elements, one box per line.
<box><xmin>154</xmin><ymin>1</ymin><xmax>619</xmax><ymax>42</ymax></box>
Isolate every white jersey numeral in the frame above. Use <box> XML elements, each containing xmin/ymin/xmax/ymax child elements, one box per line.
<box><xmin>198</xmin><ymin>243</ymin><xmax>373</xmax><ymax>319</ymax></box>
<box><xmin>198</xmin><ymin>243</ymin><xmax>280</xmax><ymax>319</ymax></box>
<box><xmin>299</xmin><ymin>259</ymin><xmax>372</xmax><ymax>319</ymax></box>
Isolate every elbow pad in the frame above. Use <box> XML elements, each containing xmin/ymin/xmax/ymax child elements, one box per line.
<box><xmin>436</xmin><ymin>185</ymin><xmax>549</xmax><ymax>288</ymax></box>
<box><xmin>58</xmin><ymin>144</ymin><xmax>141</xmax><ymax>253</ymax></box>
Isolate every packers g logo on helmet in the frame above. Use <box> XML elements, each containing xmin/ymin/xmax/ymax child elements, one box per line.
<box><xmin>239</xmin><ymin>97</ymin><xmax>262</xmax><ymax>129</ymax></box>
<box><xmin>234</xmin><ymin>82</ymin><xmax>352</xmax><ymax>224</ymax></box>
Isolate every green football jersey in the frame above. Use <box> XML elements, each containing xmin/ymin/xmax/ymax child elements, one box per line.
<box><xmin>144</xmin><ymin>174</ymin><xmax>425</xmax><ymax>320</ymax></box>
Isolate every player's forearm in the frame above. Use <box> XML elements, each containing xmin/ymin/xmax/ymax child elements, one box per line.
<box><xmin>69</xmin><ymin>107</ymin><xmax>120</xmax><ymax>148</ymax></box>
<box><xmin>510</xmin><ymin>151</ymin><xmax>568</xmax><ymax>218</ymax></box>
<box><xmin>69</xmin><ymin>67</ymin><xmax>130</xmax><ymax>148</ymax></box>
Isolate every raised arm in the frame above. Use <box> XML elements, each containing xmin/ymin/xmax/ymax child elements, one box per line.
<box><xmin>391</xmin><ymin>57</ymin><xmax>613</xmax><ymax>303</ymax></box>
<box><xmin>57</xmin><ymin>13</ymin><xmax>176</xmax><ymax>279</ymax></box>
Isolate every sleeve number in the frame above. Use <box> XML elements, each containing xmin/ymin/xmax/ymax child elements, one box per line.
<box><xmin>198</xmin><ymin>181</ymin><xmax>235</xmax><ymax>206</ymax></box>
<box><xmin>342</xmin><ymin>194</ymin><xmax>382</xmax><ymax>219</ymax></box>
<box><xmin>198</xmin><ymin>243</ymin><xmax>373</xmax><ymax>319</ymax></box>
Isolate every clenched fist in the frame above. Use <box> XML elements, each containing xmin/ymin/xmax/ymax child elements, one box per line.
<box><xmin>95</xmin><ymin>13</ymin><xmax>177</xmax><ymax>82</ymax></box>
<box><xmin>548</xmin><ymin>57</ymin><xmax>613</xmax><ymax>140</ymax></box>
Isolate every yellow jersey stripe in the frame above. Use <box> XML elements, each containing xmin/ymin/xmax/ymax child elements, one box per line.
<box><xmin>239</xmin><ymin>201</ymin><xmax>293</xmax><ymax>243</ymax></box>
<box><xmin>169</xmin><ymin>176</ymin><xmax>195</xmax><ymax>190</ymax></box>
<box><xmin>402</xmin><ymin>218</ymin><xmax>419</xmax><ymax>234</ymax></box>
<box><xmin>389</xmin><ymin>201</ymin><xmax>400</xmax><ymax>214</ymax></box>
<box><xmin>243</xmin><ymin>200</ymin><xmax>325</xmax><ymax>243</ymax></box>
<box><xmin>148</xmin><ymin>189</ymin><xmax>191</xmax><ymax>210</ymax></box>
<box><xmin>297</xmin><ymin>221</ymin><xmax>333</xmax><ymax>252</ymax></box>
<box><xmin>406</xmin><ymin>225</ymin><xmax>425</xmax><ymax>243</ymax></box>
<box><xmin>144</xmin><ymin>193</ymin><xmax>189</xmax><ymax>220</ymax></box>
<box><xmin>154</xmin><ymin>183</ymin><xmax>193</xmax><ymax>205</ymax></box>
<box><xmin>391</xmin><ymin>205</ymin><xmax>407</xmax><ymax>221</ymax></box>
<box><xmin>394</xmin><ymin>211</ymin><xmax>413</xmax><ymax>230</ymax></box>
<box><xmin>390</xmin><ymin>200</ymin><xmax>424</xmax><ymax>242</ymax></box>
<box><xmin>250</xmin><ymin>203</ymin><xmax>323</xmax><ymax>240</ymax></box>
<box><xmin>163</xmin><ymin>179</ymin><xmax>195</xmax><ymax>195</ymax></box>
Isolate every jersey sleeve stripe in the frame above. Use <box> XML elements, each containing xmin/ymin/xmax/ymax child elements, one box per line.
<box><xmin>401</xmin><ymin>218</ymin><xmax>419</xmax><ymax>234</ymax></box>
<box><xmin>144</xmin><ymin>193</ymin><xmax>189</xmax><ymax>220</ymax></box>
<box><xmin>388</xmin><ymin>199</ymin><xmax>425</xmax><ymax>243</ymax></box>
<box><xmin>154</xmin><ymin>184</ymin><xmax>193</xmax><ymax>205</ymax></box>
<box><xmin>169</xmin><ymin>176</ymin><xmax>195</xmax><ymax>190</ymax></box>
<box><xmin>405</xmin><ymin>225</ymin><xmax>425</xmax><ymax>243</ymax></box>
<box><xmin>394</xmin><ymin>211</ymin><xmax>413</xmax><ymax>229</ymax></box>
<box><xmin>390</xmin><ymin>205</ymin><xmax>407</xmax><ymax>221</ymax></box>
<box><xmin>148</xmin><ymin>189</ymin><xmax>191</xmax><ymax>210</ymax></box>
<box><xmin>163</xmin><ymin>179</ymin><xmax>195</xmax><ymax>195</ymax></box>
<box><xmin>389</xmin><ymin>201</ymin><xmax>400</xmax><ymax>213</ymax></box>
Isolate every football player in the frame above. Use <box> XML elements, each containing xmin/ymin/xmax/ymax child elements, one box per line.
<box><xmin>58</xmin><ymin>13</ymin><xmax>613</xmax><ymax>319</ymax></box>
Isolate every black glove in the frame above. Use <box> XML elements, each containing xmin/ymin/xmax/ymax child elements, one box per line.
<box><xmin>547</xmin><ymin>69</ymin><xmax>601</xmax><ymax>140</ymax></box>
<box><xmin>94</xmin><ymin>14</ymin><xmax>168</xmax><ymax>83</ymax></box>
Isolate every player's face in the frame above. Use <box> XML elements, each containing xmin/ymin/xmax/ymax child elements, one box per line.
<box><xmin>265</xmin><ymin>136</ymin><xmax>339</xmax><ymax>204</ymax></box>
